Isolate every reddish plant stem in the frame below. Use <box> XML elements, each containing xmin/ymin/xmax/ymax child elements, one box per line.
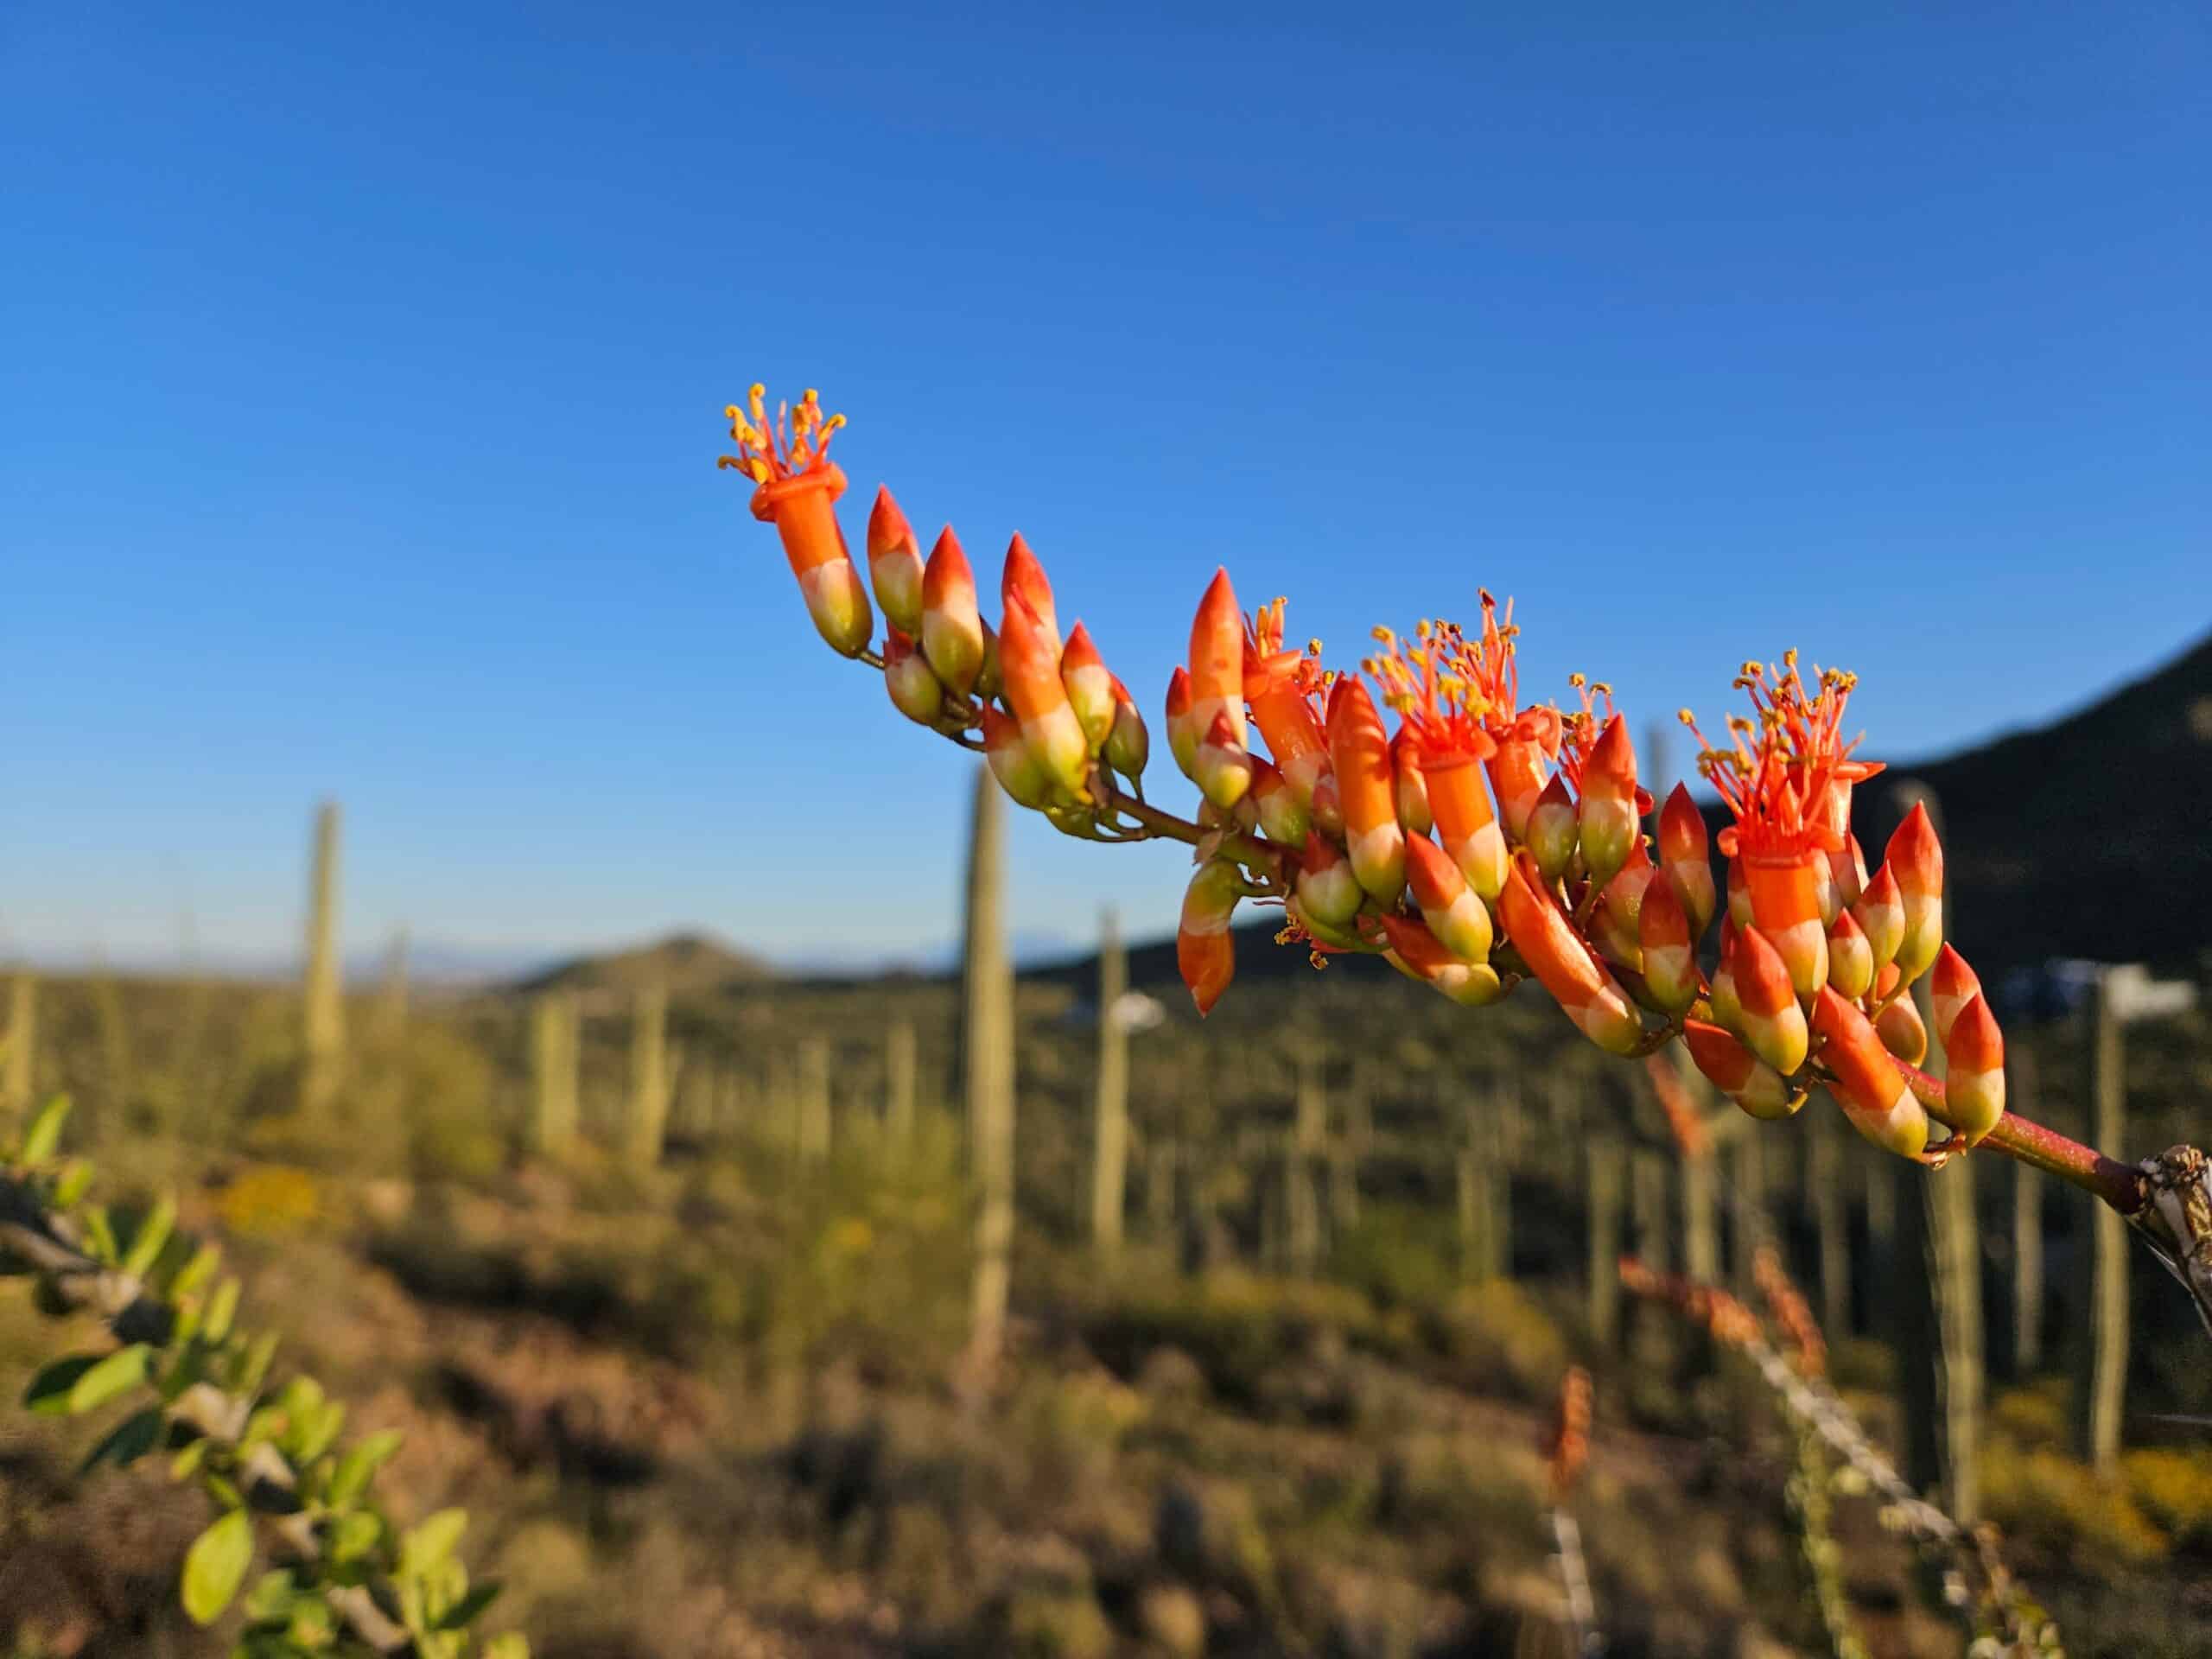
<box><xmin>1897</xmin><ymin>1059</ymin><xmax>2145</xmax><ymax>1214</ymax></box>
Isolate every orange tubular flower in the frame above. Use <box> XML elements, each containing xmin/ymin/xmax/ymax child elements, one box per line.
<box><xmin>1681</xmin><ymin>1020</ymin><xmax>1797</xmax><ymax>1120</ymax></box>
<box><xmin>1688</xmin><ymin>658</ymin><xmax>1876</xmax><ymax>1005</ymax></box>
<box><xmin>1459</xmin><ymin>594</ymin><xmax>1556</xmax><ymax>842</ymax></box>
<box><xmin>1657</xmin><ymin>783</ymin><xmax>1715</xmax><ymax>938</ymax></box>
<box><xmin>1500</xmin><ymin>853</ymin><xmax>1644</xmax><ymax>1056</ymax></box>
<box><xmin>1365</xmin><ymin>617</ymin><xmax>1509</xmax><ymax>899</ymax></box>
<box><xmin>881</xmin><ymin>627</ymin><xmax>943</xmax><ymax>726</ymax></box>
<box><xmin>1576</xmin><ymin>714</ymin><xmax>1640</xmax><ymax>889</ymax></box>
<box><xmin>919</xmin><ymin>527</ymin><xmax>985</xmax><ymax>695</ymax></box>
<box><xmin>1929</xmin><ymin>944</ymin><xmax>1982</xmax><ymax>1047</ymax></box>
<box><xmin>1732</xmin><ymin>923</ymin><xmax>1809</xmax><ymax>1077</ymax></box>
<box><xmin>1001</xmin><ymin>590</ymin><xmax>1090</xmax><ymax>798</ymax></box>
<box><xmin>1296</xmin><ymin>833</ymin><xmax>1364</xmax><ymax>930</ymax></box>
<box><xmin>1164</xmin><ymin>667</ymin><xmax>1200</xmax><ymax>781</ymax></box>
<box><xmin>1405</xmin><ymin>834</ymin><xmax>1493</xmax><ymax>964</ymax></box>
<box><xmin>1326</xmin><ymin>677</ymin><xmax>1406</xmax><ymax>902</ymax></box>
<box><xmin>721</xmin><ymin>386</ymin><xmax>872</xmax><ymax>657</ymax></box>
<box><xmin>1177</xmin><ymin>861</ymin><xmax>1242</xmax><ymax>1015</ymax></box>
<box><xmin>979</xmin><ymin>706</ymin><xmax>1051</xmax><ymax>809</ymax></box>
<box><xmin>1250</xmin><ymin>756</ymin><xmax>1309</xmax><ymax>849</ymax></box>
<box><xmin>1244</xmin><ymin>598</ymin><xmax>1332</xmax><ymax>805</ymax></box>
<box><xmin>1059</xmin><ymin>623</ymin><xmax>1115</xmax><ymax>753</ymax></box>
<box><xmin>1104</xmin><ymin>675</ymin><xmax>1149</xmax><ymax>781</ymax></box>
<box><xmin>1188</xmin><ymin>569</ymin><xmax>1249</xmax><ymax>752</ymax></box>
<box><xmin>1638</xmin><ymin>870</ymin><xmax>1698</xmax><ymax>1014</ymax></box>
<box><xmin>1884</xmin><ymin>803</ymin><xmax>1945</xmax><ymax>986</ymax></box>
<box><xmin>1826</xmin><ymin>910</ymin><xmax>1873</xmax><ymax>1001</ymax></box>
<box><xmin>866</xmin><ymin>486</ymin><xmax>925</xmax><ymax>635</ymax></box>
<box><xmin>1813</xmin><ymin>987</ymin><xmax>1929</xmax><ymax>1156</ymax></box>
<box><xmin>1002</xmin><ymin>532</ymin><xmax>1059</xmax><ymax>652</ymax></box>
<box><xmin>1946</xmin><ymin>993</ymin><xmax>2007</xmax><ymax>1145</ymax></box>
<box><xmin>1376</xmin><ymin>912</ymin><xmax>1504</xmax><ymax>1007</ymax></box>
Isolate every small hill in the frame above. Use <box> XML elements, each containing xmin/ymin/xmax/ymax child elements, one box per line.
<box><xmin>1847</xmin><ymin>628</ymin><xmax>2212</xmax><ymax>977</ymax></box>
<box><xmin>516</xmin><ymin>931</ymin><xmax>773</xmax><ymax>997</ymax></box>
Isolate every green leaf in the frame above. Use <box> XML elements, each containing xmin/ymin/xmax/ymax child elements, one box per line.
<box><xmin>121</xmin><ymin>1193</ymin><xmax>177</xmax><ymax>1278</ymax></box>
<box><xmin>241</xmin><ymin>1568</ymin><xmax>297</xmax><ymax>1624</ymax></box>
<box><xmin>171</xmin><ymin>1438</ymin><xmax>210</xmax><ymax>1480</ymax></box>
<box><xmin>181</xmin><ymin>1509</ymin><xmax>255</xmax><ymax>1625</ymax></box>
<box><xmin>399</xmin><ymin>1508</ymin><xmax>468</xmax><ymax>1577</ymax></box>
<box><xmin>53</xmin><ymin>1158</ymin><xmax>95</xmax><ymax>1208</ymax></box>
<box><xmin>20</xmin><ymin>1094</ymin><xmax>73</xmax><ymax>1166</ymax></box>
<box><xmin>83</xmin><ymin>1405</ymin><xmax>164</xmax><ymax>1471</ymax></box>
<box><xmin>24</xmin><ymin>1356</ymin><xmax>99</xmax><ymax>1414</ymax></box>
<box><xmin>160</xmin><ymin>1341</ymin><xmax>208</xmax><ymax>1403</ymax></box>
<box><xmin>171</xmin><ymin>1240</ymin><xmax>221</xmax><ymax>1300</ymax></box>
<box><xmin>434</xmin><ymin>1580</ymin><xmax>502</xmax><ymax>1630</ymax></box>
<box><xmin>293</xmin><ymin>1400</ymin><xmax>346</xmax><ymax>1465</ymax></box>
<box><xmin>67</xmin><ymin>1344</ymin><xmax>152</xmax><ymax>1413</ymax></box>
<box><xmin>238</xmin><ymin>1331</ymin><xmax>279</xmax><ymax>1396</ymax></box>
<box><xmin>79</xmin><ymin>1204</ymin><xmax>118</xmax><ymax>1265</ymax></box>
<box><xmin>326</xmin><ymin>1428</ymin><xmax>403</xmax><ymax>1510</ymax></box>
<box><xmin>482</xmin><ymin>1633</ymin><xmax>531</xmax><ymax>1659</ymax></box>
<box><xmin>328</xmin><ymin>1509</ymin><xmax>384</xmax><ymax>1565</ymax></box>
<box><xmin>205</xmin><ymin>1277</ymin><xmax>242</xmax><ymax>1344</ymax></box>
<box><xmin>286</xmin><ymin>1594</ymin><xmax>334</xmax><ymax>1648</ymax></box>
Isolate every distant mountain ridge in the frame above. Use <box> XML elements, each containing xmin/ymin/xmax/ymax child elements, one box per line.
<box><xmin>516</xmin><ymin>931</ymin><xmax>773</xmax><ymax>996</ymax></box>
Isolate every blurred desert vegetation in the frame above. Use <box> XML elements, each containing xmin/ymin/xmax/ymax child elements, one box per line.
<box><xmin>6</xmin><ymin>632</ymin><xmax>2212</xmax><ymax>1658</ymax></box>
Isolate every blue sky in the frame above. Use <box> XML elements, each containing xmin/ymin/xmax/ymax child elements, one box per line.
<box><xmin>4</xmin><ymin>2</ymin><xmax>2207</xmax><ymax>976</ymax></box>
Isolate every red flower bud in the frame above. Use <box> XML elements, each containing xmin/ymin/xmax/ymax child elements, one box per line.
<box><xmin>1001</xmin><ymin>589</ymin><xmax>1090</xmax><ymax>797</ymax></box>
<box><xmin>1929</xmin><ymin>943</ymin><xmax>1982</xmax><ymax>1048</ymax></box>
<box><xmin>1852</xmin><ymin>863</ymin><xmax>1904</xmax><ymax>980</ymax></box>
<box><xmin>882</xmin><ymin>627</ymin><xmax>943</xmax><ymax>726</ymax></box>
<box><xmin>1578</xmin><ymin>714</ymin><xmax>1639</xmax><ymax>888</ymax></box>
<box><xmin>866</xmin><ymin>486</ymin><xmax>925</xmax><ymax>635</ymax></box>
<box><xmin>1883</xmin><ymin>803</ymin><xmax>1944</xmax><ymax>985</ymax></box>
<box><xmin>980</xmin><ymin>705</ymin><xmax>1051</xmax><ymax>809</ymax></box>
<box><xmin>1813</xmin><ymin>986</ymin><xmax>1929</xmax><ymax>1156</ymax></box>
<box><xmin>1178</xmin><ymin>861</ymin><xmax>1241</xmax><ymax>1015</ymax></box>
<box><xmin>1875</xmin><ymin>994</ymin><xmax>1928</xmax><ymax>1067</ymax></box>
<box><xmin>1406</xmin><ymin>834</ymin><xmax>1493</xmax><ymax>964</ymax></box>
<box><xmin>1002</xmin><ymin>531</ymin><xmax>1058</xmax><ymax>652</ymax></box>
<box><xmin>1391</xmin><ymin>729</ymin><xmax>1433</xmax><ymax>836</ymax></box>
<box><xmin>1251</xmin><ymin>757</ymin><xmax>1310</xmax><ymax>849</ymax></box>
<box><xmin>1638</xmin><ymin>870</ymin><xmax>1699</xmax><ymax>1014</ymax></box>
<box><xmin>1165</xmin><ymin>667</ymin><xmax>1200</xmax><ymax>780</ymax></box>
<box><xmin>919</xmin><ymin>527</ymin><xmax>985</xmax><ymax>694</ymax></box>
<box><xmin>1194</xmin><ymin>710</ymin><xmax>1255</xmax><ymax>811</ymax></box>
<box><xmin>1681</xmin><ymin>1020</ymin><xmax>1798</xmax><ymax>1120</ymax></box>
<box><xmin>1327</xmin><ymin>677</ymin><xmax>1406</xmax><ymax>903</ymax></box>
<box><xmin>1945</xmin><ymin>993</ymin><xmax>2006</xmax><ymax>1145</ymax></box>
<box><xmin>1733</xmin><ymin>924</ymin><xmax>1809</xmax><ymax>1077</ymax></box>
<box><xmin>1826</xmin><ymin>909</ymin><xmax>1873</xmax><ymax>1001</ymax></box>
<box><xmin>1059</xmin><ymin>622</ymin><xmax>1115</xmax><ymax>753</ymax></box>
<box><xmin>1188</xmin><ymin>568</ymin><xmax>1247</xmax><ymax>752</ymax></box>
<box><xmin>1499</xmin><ymin>853</ymin><xmax>1644</xmax><ymax>1056</ymax></box>
<box><xmin>1104</xmin><ymin>676</ymin><xmax>1149</xmax><ymax>781</ymax></box>
<box><xmin>1376</xmin><ymin>912</ymin><xmax>1505</xmax><ymax>1007</ymax></box>
<box><xmin>1658</xmin><ymin>783</ymin><xmax>1716</xmax><ymax>937</ymax></box>
<box><xmin>1527</xmin><ymin>772</ymin><xmax>1580</xmax><ymax>882</ymax></box>
<box><xmin>1295</xmin><ymin>833</ymin><xmax>1364</xmax><ymax>928</ymax></box>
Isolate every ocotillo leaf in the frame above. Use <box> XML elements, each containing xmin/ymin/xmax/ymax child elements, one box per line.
<box><xmin>82</xmin><ymin>1405</ymin><xmax>163</xmax><ymax>1471</ymax></box>
<box><xmin>326</xmin><ymin>1427</ymin><xmax>404</xmax><ymax>1509</ymax></box>
<box><xmin>24</xmin><ymin>1356</ymin><xmax>99</xmax><ymax>1414</ymax></box>
<box><xmin>181</xmin><ymin>1508</ymin><xmax>254</xmax><ymax>1625</ymax></box>
<box><xmin>67</xmin><ymin>1344</ymin><xmax>151</xmax><ymax>1414</ymax></box>
<box><xmin>19</xmin><ymin>1094</ymin><xmax>73</xmax><ymax>1166</ymax></box>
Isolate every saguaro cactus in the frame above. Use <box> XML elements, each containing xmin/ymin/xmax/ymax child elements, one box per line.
<box><xmin>961</xmin><ymin>766</ymin><xmax>1016</xmax><ymax>1383</ymax></box>
<box><xmin>625</xmin><ymin>984</ymin><xmax>670</xmax><ymax>1170</ymax></box>
<box><xmin>1632</xmin><ymin>1147</ymin><xmax>1673</xmax><ymax>1274</ymax></box>
<box><xmin>2012</xmin><ymin>1047</ymin><xmax>2044</xmax><ymax>1373</ymax></box>
<box><xmin>1808</xmin><ymin>1107</ymin><xmax>1852</xmax><ymax>1337</ymax></box>
<box><xmin>886</xmin><ymin>1020</ymin><xmax>918</xmax><ymax>1142</ymax></box>
<box><xmin>1090</xmin><ymin>906</ymin><xmax>1129</xmax><ymax>1253</ymax></box>
<box><xmin>531</xmin><ymin>993</ymin><xmax>580</xmax><ymax>1156</ymax></box>
<box><xmin>2075</xmin><ymin>971</ymin><xmax>2127</xmax><ymax>1470</ymax></box>
<box><xmin>301</xmin><ymin>800</ymin><xmax>346</xmax><ymax>1121</ymax></box>
<box><xmin>798</xmin><ymin>1035</ymin><xmax>832</xmax><ymax>1163</ymax></box>
<box><xmin>3</xmin><ymin>970</ymin><xmax>33</xmax><ymax>1121</ymax></box>
<box><xmin>375</xmin><ymin>927</ymin><xmax>410</xmax><ymax>1042</ymax></box>
<box><xmin>1586</xmin><ymin>1133</ymin><xmax>1624</xmax><ymax>1347</ymax></box>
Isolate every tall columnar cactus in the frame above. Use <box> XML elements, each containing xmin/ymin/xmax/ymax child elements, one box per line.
<box><xmin>1669</xmin><ymin>1047</ymin><xmax>1721</xmax><ymax>1282</ymax></box>
<box><xmin>1631</xmin><ymin>1147</ymin><xmax>1672</xmax><ymax>1274</ymax></box>
<box><xmin>798</xmin><ymin>1035</ymin><xmax>832</xmax><ymax>1163</ymax></box>
<box><xmin>1090</xmin><ymin>906</ymin><xmax>1129</xmax><ymax>1253</ymax></box>
<box><xmin>2012</xmin><ymin>1049</ymin><xmax>2044</xmax><ymax>1373</ymax></box>
<box><xmin>531</xmin><ymin>992</ymin><xmax>581</xmax><ymax>1156</ymax></box>
<box><xmin>375</xmin><ymin>927</ymin><xmax>410</xmax><ymax>1043</ymax></box>
<box><xmin>723</xmin><ymin>379</ymin><xmax>2212</xmax><ymax>1341</ymax></box>
<box><xmin>625</xmin><ymin>984</ymin><xmax>670</xmax><ymax>1170</ymax></box>
<box><xmin>885</xmin><ymin>1020</ymin><xmax>918</xmax><ymax>1141</ymax></box>
<box><xmin>2075</xmin><ymin>971</ymin><xmax>2128</xmax><ymax>1469</ymax></box>
<box><xmin>961</xmin><ymin>766</ymin><xmax>1015</xmax><ymax>1383</ymax></box>
<box><xmin>1808</xmin><ymin>1107</ymin><xmax>1852</xmax><ymax>1337</ymax></box>
<box><xmin>1288</xmin><ymin>1048</ymin><xmax>1325</xmax><ymax>1274</ymax></box>
<box><xmin>301</xmin><ymin>800</ymin><xmax>346</xmax><ymax>1122</ymax></box>
<box><xmin>1586</xmin><ymin>1133</ymin><xmax>1624</xmax><ymax>1348</ymax></box>
<box><xmin>3</xmin><ymin>970</ymin><xmax>33</xmax><ymax>1122</ymax></box>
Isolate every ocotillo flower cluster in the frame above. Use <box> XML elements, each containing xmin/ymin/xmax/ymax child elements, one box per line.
<box><xmin>721</xmin><ymin>384</ymin><xmax>2131</xmax><ymax>1199</ymax></box>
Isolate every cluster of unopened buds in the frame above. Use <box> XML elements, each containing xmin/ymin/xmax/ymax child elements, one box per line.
<box><xmin>723</xmin><ymin>383</ymin><xmax>2026</xmax><ymax>1175</ymax></box>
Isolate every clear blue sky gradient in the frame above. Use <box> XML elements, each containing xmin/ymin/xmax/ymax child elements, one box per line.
<box><xmin>5</xmin><ymin>3</ymin><xmax>2208</xmax><ymax>973</ymax></box>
